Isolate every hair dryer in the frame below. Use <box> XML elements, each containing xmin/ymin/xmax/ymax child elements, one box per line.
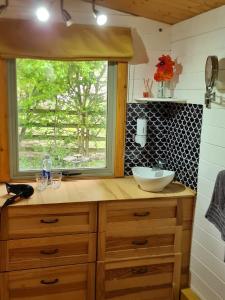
<box><xmin>2</xmin><ymin>183</ymin><xmax>34</xmax><ymax>208</ymax></box>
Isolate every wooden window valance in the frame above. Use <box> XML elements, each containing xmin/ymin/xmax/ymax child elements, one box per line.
<box><xmin>0</xmin><ymin>19</ymin><xmax>133</xmax><ymax>61</ymax></box>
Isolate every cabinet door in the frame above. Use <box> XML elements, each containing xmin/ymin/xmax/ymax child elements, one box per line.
<box><xmin>2</xmin><ymin>203</ymin><xmax>97</xmax><ymax>239</ymax></box>
<box><xmin>4</xmin><ymin>233</ymin><xmax>96</xmax><ymax>271</ymax></box>
<box><xmin>3</xmin><ymin>263</ymin><xmax>95</xmax><ymax>300</ymax></box>
<box><xmin>97</xmin><ymin>255</ymin><xmax>181</xmax><ymax>300</ymax></box>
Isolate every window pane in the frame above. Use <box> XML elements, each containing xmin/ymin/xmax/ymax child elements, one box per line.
<box><xmin>16</xmin><ymin>59</ymin><xmax>108</xmax><ymax>171</ymax></box>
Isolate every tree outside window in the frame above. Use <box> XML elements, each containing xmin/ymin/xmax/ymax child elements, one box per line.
<box><xmin>16</xmin><ymin>59</ymin><xmax>108</xmax><ymax>171</ymax></box>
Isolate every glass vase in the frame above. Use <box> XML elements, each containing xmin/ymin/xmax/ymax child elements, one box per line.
<box><xmin>157</xmin><ymin>81</ymin><xmax>166</xmax><ymax>98</ymax></box>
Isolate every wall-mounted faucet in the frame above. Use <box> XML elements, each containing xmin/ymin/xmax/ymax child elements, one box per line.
<box><xmin>152</xmin><ymin>160</ymin><xmax>166</xmax><ymax>171</ymax></box>
<box><xmin>135</xmin><ymin>118</ymin><xmax>147</xmax><ymax>147</ymax></box>
<box><xmin>152</xmin><ymin>160</ymin><xmax>166</xmax><ymax>177</ymax></box>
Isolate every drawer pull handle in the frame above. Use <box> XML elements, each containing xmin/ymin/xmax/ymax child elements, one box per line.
<box><xmin>132</xmin><ymin>239</ymin><xmax>148</xmax><ymax>246</ymax></box>
<box><xmin>40</xmin><ymin>218</ymin><xmax>59</xmax><ymax>224</ymax></box>
<box><xmin>131</xmin><ymin>267</ymin><xmax>148</xmax><ymax>275</ymax></box>
<box><xmin>41</xmin><ymin>279</ymin><xmax>59</xmax><ymax>285</ymax></box>
<box><xmin>134</xmin><ymin>212</ymin><xmax>150</xmax><ymax>217</ymax></box>
<box><xmin>40</xmin><ymin>249</ymin><xmax>59</xmax><ymax>255</ymax></box>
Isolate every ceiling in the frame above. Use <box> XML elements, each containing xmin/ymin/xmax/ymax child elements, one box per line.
<box><xmin>85</xmin><ymin>0</ymin><xmax>225</xmax><ymax>24</ymax></box>
<box><xmin>1</xmin><ymin>0</ymin><xmax>225</xmax><ymax>25</ymax></box>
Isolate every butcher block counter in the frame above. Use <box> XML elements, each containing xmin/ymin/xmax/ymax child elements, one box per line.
<box><xmin>0</xmin><ymin>177</ymin><xmax>195</xmax><ymax>300</ymax></box>
<box><xmin>0</xmin><ymin>177</ymin><xmax>195</xmax><ymax>206</ymax></box>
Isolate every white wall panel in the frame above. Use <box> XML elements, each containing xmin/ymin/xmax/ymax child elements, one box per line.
<box><xmin>192</xmin><ymin>240</ymin><xmax>225</xmax><ymax>282</ymax></box>
<box><xmin>192</xmin><ymin>225</ymin><xmax>225</xmax><ymax>260</ymax></box>
<box><xmin>172</xmin><ymin>5</ymin><xmax>225</xmax><ymax>299</ymax></box>
<box><xmin>191</xmin><ymin>271</ymin><xmax>222</xmax><ymax>300</ymax></box>
<box><xmin>201</xmin><ymin>125</ymin><xmax>225</xmax><ymax>148</ymax></box>
<box><xmin>191</xmin><ymin>259</ymin><xmax>225</xmax><ymax>300</ymax></box>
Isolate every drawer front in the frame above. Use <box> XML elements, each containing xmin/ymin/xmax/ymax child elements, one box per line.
<box><xmin>97</xmin><ymin>255</ymin><xmax>181</xmax><ymax>300</ymax></box>
<box><xmin>4</xmin><ymin>203</ymin><xmax>97</xmax><ymax>239</ymax></box>
<box><xmin>5</xmin><ymin>233</ymin><xmax>96</xmax><ymax>271</ymax></box>
<box><xmin>4</xmin><ymin>263</ymin><xmax>95</xmax><ymax>300</ymax></box>
<box><xmin>99</xmin><ymin>200</ymin><xmax>181</xmax><ymax>235</ymax></box>
<box><xmin>98</xmin><ymin>226</ymin><xmax>182</xmax><ymax>262</ymax></box>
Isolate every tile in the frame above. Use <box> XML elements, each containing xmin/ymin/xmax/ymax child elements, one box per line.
<box><xmin>124</xmin><ymin>102</ymin><xmax>203</xmax><ymax>190</ymax></box>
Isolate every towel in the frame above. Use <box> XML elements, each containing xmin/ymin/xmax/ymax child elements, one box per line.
<box><xmin>205</xmin><ymin>170</ymin><xmax>225</xmax><ymax>241</ymax></box>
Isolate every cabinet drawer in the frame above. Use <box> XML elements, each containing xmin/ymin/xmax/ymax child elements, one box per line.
<box><xmin>3</xmin><ymin>263</ymin><xmax>95</xmax><ymax>300</ymax></box>
<box><xmin>3</xmin><ymin>203</ymin><xmax>97</xmax><ymax>239</ymax></box>
<box><xmin>99</xmin><ymin>200</ymin><xmax>181</xmax><ymax>234</ymax></box>
<box><xmin>4</xmin><ymin>233</ymin><xmax>96</xmax><ymax>271</ymax></box>
<box><xmin>97</xmin><ymin>255</ymin><xmax>181</xmax><ymax>300</ymax></box>
<box><xmin>98</xmin><ymin>226</ymin><xmax>182</xmax><ymax>262</ymax></box>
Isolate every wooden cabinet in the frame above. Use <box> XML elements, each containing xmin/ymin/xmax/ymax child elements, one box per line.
<box><xmin>97</xmin><ymin>197</ymin><xmax>194</xmax><ymax>300</ymax></box>
<box><xmin>0</xmin><ymin>181</ymin><xmax>195</xmax><ymax>300</ymax></box>
<box><xmin>0</xmin><ymin>202</ymin><xmax>97</xmax><ymax>300</ymax></box>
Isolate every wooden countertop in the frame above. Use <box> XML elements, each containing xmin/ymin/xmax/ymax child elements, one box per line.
<box><xmin>0</xmin><ymin>177</ymin><xmax>195</xmax><ymax>207</ymax></box>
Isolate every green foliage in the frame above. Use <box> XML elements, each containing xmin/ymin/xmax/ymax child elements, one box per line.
<box><xmin>17</xmin><ymin>59</ymin><xmax>108</xmax><ymax>171</ymax></box>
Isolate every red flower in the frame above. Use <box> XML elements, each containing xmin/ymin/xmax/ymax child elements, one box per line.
<box><xmin>154</xmin><ymin>55</ymin><xmax>175</xmax><ymax>82</ymax></box>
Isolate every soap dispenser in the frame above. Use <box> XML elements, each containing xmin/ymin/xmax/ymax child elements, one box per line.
<box><xmin>135</xmin><ymin>118</ymin><xmax>147</xmax><ymax>147</ymax></box>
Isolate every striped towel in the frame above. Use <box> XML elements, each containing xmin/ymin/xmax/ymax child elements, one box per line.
<box><xmin>205</xmin><ymin>170</ymin><xmax>225</xmax><ymax>241</ymax></box>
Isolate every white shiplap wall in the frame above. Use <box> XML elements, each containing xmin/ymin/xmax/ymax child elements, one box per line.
<box><xmin>128</xmin><ymin>26</ymin><xmax>171</xmax><ymax>102</ymax></box>
<box><xmin>171</xmin><ymin>6</ymin><xmax>225</xmax><ymax>300</ymax></box>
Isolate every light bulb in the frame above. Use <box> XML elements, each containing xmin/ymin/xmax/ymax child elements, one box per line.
<box><xmin>96</xmin><ymin>14</ymin><xmax>107</xmax><ymax>26</ymax></box>
<box><xmin>36</xmin><ymin>6</ymin><xmax>50</xmax><ymax>22</ymax></box>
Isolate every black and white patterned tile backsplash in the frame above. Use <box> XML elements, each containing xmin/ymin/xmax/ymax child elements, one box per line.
<box><xmin>124</xmin><ymin>102</ymin><xmax>203</xmax><ymax>190</ymax></box>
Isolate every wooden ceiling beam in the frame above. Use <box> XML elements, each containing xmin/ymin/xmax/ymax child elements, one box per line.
<box><xmin>84</xmin><ymin>0</ymin><xmax>225</xmax><ymax>24</ymax></box>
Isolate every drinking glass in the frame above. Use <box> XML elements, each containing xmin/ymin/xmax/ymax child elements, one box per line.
<box><xmin>35</xmin><ymin>173</ymin><xmax>48</xmax><ymax>191</ymax></box>
<box><xmin>50</xmin><ymin>172</ymin><xmax>62</xmax><ymax>189</ymax></box>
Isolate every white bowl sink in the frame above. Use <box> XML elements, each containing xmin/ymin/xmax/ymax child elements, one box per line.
<box><xmin>132</xmin><ymin>167</ymin><xmax>175</xmax><ymax>192</ymax></box>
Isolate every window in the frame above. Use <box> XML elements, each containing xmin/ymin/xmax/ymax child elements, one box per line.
<box><xmin>8</xmin><ymin>59</ymin><xmax>116</xmax><ymax>178</ymax></box>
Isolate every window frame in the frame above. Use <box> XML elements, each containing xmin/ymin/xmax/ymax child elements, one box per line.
<box><xmin>7</xmin><ymin>59</ymin><xmax>117</xmax><ymax>179</ymax></box>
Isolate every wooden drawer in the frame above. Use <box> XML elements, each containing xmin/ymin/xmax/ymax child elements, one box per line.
<box><xmin>3</xmin><ymin>233</ymin><xmax>96</xmax><ymax>271</ymax></box>
<box><xmin>1</xmin><ymin>203</ymin><xmax>97</xmax><ymax>239</ymax></box>
<box><xmin>97</xmin><ymin>255</ymin><xmax>181</xmax><ymax>300</ymax></box>
<box><xmin>99</xmin><ymin>200</ymin><xmax>182</xmax><ymax>234</ymax></box>
<box><xmin>2</xmin><ymin>263</ymin><xmax>95</xmax><ymax>300</ymax></box>
<box><xmin>98</xmin><ymin>226</ymin><xmax>182</xmax><ymax>262</ymax></box>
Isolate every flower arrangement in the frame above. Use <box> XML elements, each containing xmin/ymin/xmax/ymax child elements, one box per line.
<box><xmin>154</xmin><ymin>55</ymin><xmax>175</xmax><ymax>82</ymax></box>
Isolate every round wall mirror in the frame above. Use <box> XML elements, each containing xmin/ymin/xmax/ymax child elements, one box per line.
<box><xmin>205</xmin><ymin>56</ymin><xmax>219</xmax><ymax>90</ymax></box>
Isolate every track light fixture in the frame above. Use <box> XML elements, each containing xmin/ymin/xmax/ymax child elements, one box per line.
<box><xmin>92</xmin><ymin>0</ymin><xmax>107</xmax><ymax>26</ymax></box>
<box><xmin>0</xmin><ymin>0</ymin><xmax>8</xmax><ymax>14</ymax></box>
<box><xmin>60</xmin><ymin>0</ymin><xmax>73</xmax><ymax>27</ymax></box>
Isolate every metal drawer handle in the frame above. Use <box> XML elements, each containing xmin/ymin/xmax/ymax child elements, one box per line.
<box><xmin>40</xmin><ymin>249</ymin><xmax>59</xmax><ymax>255</ymax></box>
<box><xmin>131</xmin><ymin>267</ymin><xmax>148</xmax><ymax>275</ymax></box>
<box><xmin>41</xmin><ymin>279</ymin><xmax>59</xmax><ymax>285</ymax></box>
<box><xmin>132</xmin><ymin>239</ymin><xmax>148</xmax><ymax>246</ymax></box>
<box><xmin>134</xmin><ymin>211</ymin><xmax>150</xmax><ymax>217</ymax></box>
<box><xmin>40</xmin><ymin>218</ymin><xmax>59</xmax><ymax>224</ymax></box>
